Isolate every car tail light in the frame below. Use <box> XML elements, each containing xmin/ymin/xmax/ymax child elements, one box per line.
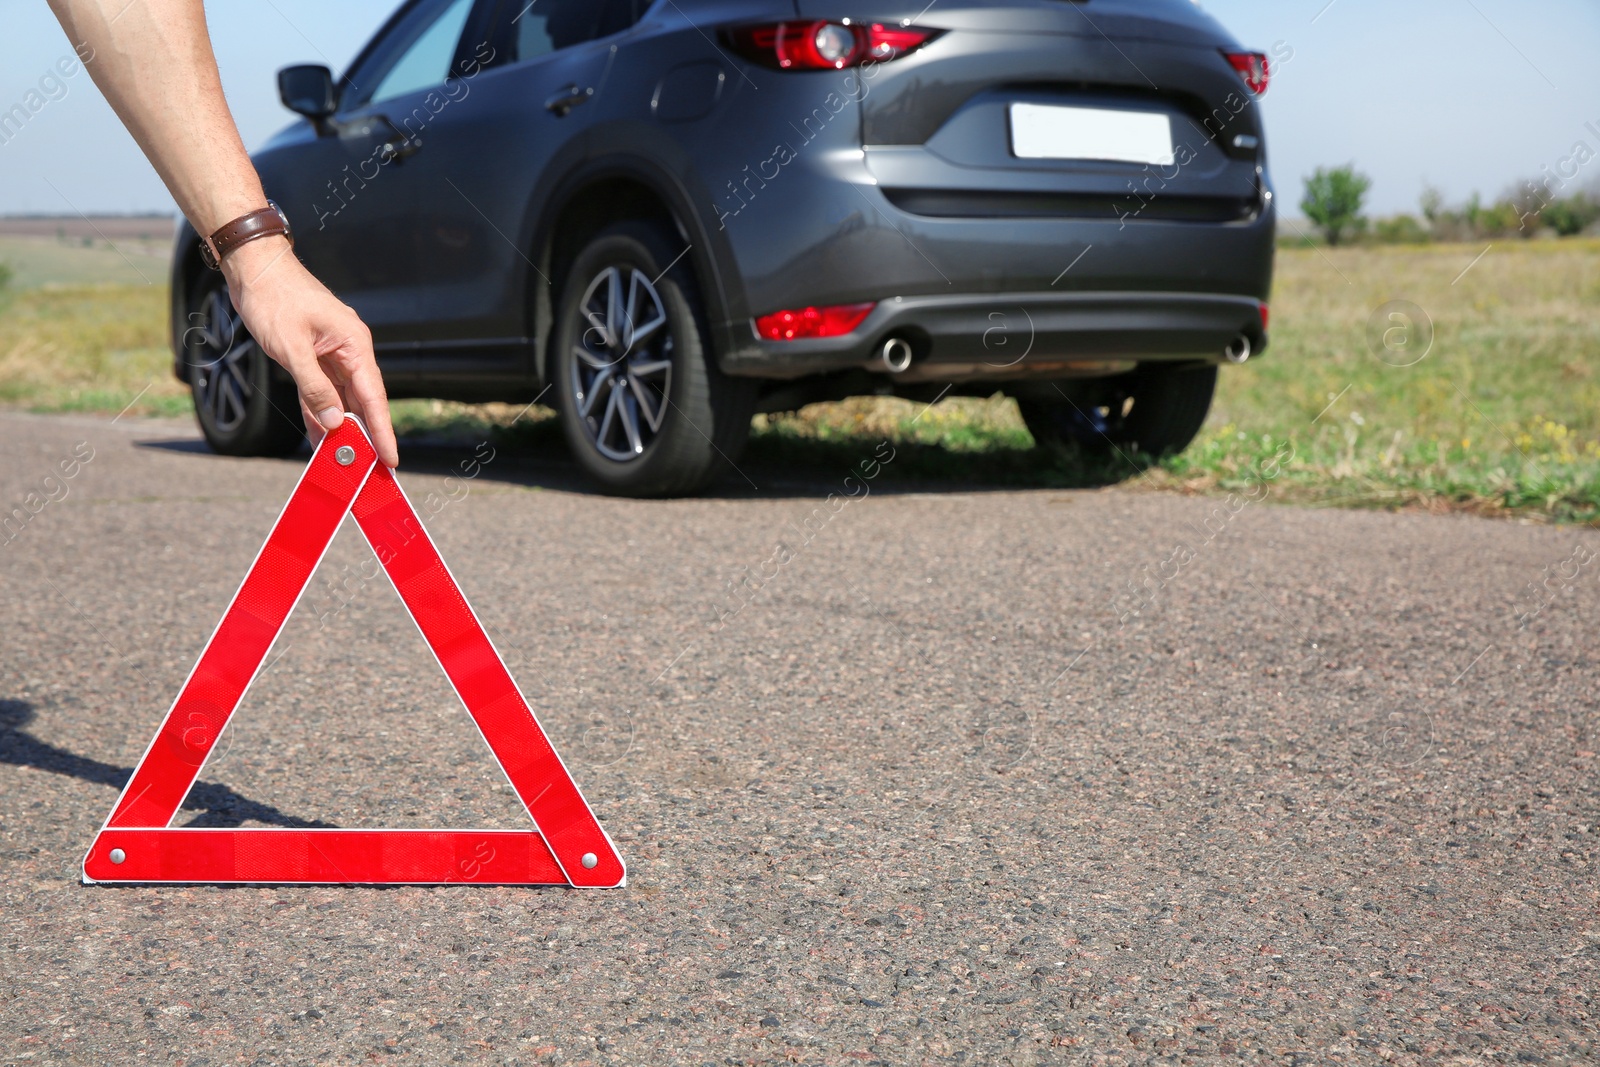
<box><xmin>1259</xmin><ymin>303</ymin><xmax>1270</xmax><ymax>331</ymax></box>
<box><xmin>1225</xmin><ymin>51</ymin><xmax>1270</xmax><ymax>94</ymax></box>
<box><xmin>726</xmin><ymin>21</ymin><xmax>939</xmax><ymax>70</ymax></box>
<box><xmin>755</xmin><ymin>303</ymin><xmax>875</xmax><ymax>341</ymax></box>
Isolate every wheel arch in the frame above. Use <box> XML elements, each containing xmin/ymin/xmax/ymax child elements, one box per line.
<box><xmin>528</xmin><ymin>154</ymin><xmax>740</xmax><ymax>387</ymax></box>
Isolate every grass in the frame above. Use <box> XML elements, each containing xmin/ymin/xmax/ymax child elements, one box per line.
<box><xmin>2</xmin><ymin>238</ymin><xmax>1598</xmax><ymax>520</ymax></box>
<box><xmin>0</xmin><ymin>283</ymin><xmax>188</xmax><ymax>418</ymax></box>
<box><xmin>1188</xmin><ymin>237</ymin><xmax>1600</xmax><ymax>521</ymax></box>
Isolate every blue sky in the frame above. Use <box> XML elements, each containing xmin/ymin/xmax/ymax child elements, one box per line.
<box><xmin>0</xmin><ymin>0</ymin><xmax>1596</xmax><ymax>218</ymax></box>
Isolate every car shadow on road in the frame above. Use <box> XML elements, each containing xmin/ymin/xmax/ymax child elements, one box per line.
<box><xmin>0</xmin><ymin>699</ymin><xmax>334</xmax><ymax>829</ymax></box>
<box><xmin>739</xmin><ymin>432</ymin><xmax>1144</xmax><ymax>496</ymax></box>
<box><xmin>137</xmin><ymin>423</ymin><xmax>1147</xmax><ymax>500</ymax></box>
<box><xmin>388</xmin><ymin>434</ymin><xmax>1142</xmax><ymax>499</ymax></box>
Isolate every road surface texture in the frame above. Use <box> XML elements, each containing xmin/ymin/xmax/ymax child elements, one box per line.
<box><xmin>1</xmin><ymin>410</ymin><xmax>1596</xmax><ymax>1065</ymax></box>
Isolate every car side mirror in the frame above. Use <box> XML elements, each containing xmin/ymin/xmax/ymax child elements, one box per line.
<box><xmin>278</xmin><ymin>64</ymin><xmax>337</xmax><ymax>125</ymax></box>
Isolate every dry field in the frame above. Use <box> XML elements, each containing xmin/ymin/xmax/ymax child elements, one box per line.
<box><xmin>1</xmin><ymin>231</ymin><xmax>1597</xmax><ymax>518</ymax></box>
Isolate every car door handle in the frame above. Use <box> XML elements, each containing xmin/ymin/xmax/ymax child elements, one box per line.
<box><xmin>380</xmin><ymin>134</ymin><xmax>423</xmax><ymax>161</ymax></box>
<box><xmin>360</xmin><ymin>114</ymin><xmax>423</xmax><ymax>161</ymax></box>
<box><xmin>544</xmin><ymin>83</ymin><xmax>593</xmax><ymax>116</ymax></box>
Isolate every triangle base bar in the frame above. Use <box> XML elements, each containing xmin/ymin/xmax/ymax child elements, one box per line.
<box><xmin>84</xmin><ymin>829</ymin><xmax>566</xmax><ymax>885</ymax></box>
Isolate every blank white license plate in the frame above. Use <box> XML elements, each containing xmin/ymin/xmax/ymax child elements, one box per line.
<box><xmin>1009</xmin><ymin>103</ymin><xmax>1174</xmax><ymax>166</ymax></box>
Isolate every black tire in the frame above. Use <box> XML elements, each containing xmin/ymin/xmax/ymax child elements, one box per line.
<box><xmin>183</xmin><ymin>278</ymin><xmax>304</xmax><ymax>457</ymax></box>
<box><xmin>1017</xmin><ymin>363</ymin><xmax>1217</xmax><ymax>459</ymax></box>
<box><xmin>551</xmin><ymin>220</ymin><xmax>755</xmax><ymax>497</ymax></box>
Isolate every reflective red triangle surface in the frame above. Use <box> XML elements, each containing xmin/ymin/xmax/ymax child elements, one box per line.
<box><xmin>83</xmin><ymin>417</ymin><xmax>624</xmax><ymax>887</ymax></box>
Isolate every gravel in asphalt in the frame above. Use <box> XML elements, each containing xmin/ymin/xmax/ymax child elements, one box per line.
<box><xmin>1</xmin><ymin>411</ymin><xmax>1596</xmax><ymax>1065</ymax></box>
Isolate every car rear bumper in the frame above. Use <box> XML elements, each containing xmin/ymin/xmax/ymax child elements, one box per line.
<box><xmin>720</xmin><ymin>290</ymin><xmax>1267</xmax><ymax>381</ymax></box>
<box><xmin>705</xmin><ymin>145</ymin><xmax>1276</xmax><ymax>380</ymax></box>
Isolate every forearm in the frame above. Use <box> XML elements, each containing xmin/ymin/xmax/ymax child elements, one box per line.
<box><xmin>46</xmin><ymin>0</ymin><xmax>266</xmax><ymax>234</ymax></box>
<box><xmin>47</xmin><ymin>0</ymin><xmax>399</xmax><ymax>467</ymax></box>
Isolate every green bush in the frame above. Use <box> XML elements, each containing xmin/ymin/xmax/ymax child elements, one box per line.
<box><xmin>1417</xmin><ymin>184</ymin><xmax>1597</xmax><ymax>242</ymax></box>
<box><xmin>1543</xmin><ymin>194</ymin><xmax>1600</xmax><ymax>237</ymax></box>
<box><xmin>1471</xmin><ymin>197</ymin><xmax>1522</xmax><ymax>238</ymax></box>
<box><xmin>1373</xmin><ymin>214</ymin><xmax>1430</xmax><ymax>245</ymax></box>
<box><xmin>0</xmin><ymin>262</ymin><xmax>12</xmax><ymax>292</ymax></box>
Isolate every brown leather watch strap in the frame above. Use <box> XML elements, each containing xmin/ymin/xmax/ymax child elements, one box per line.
<box><xmin>200</xmin><ymin>201</ymin><xmax>294</xmax><ymax>270</ymax></box>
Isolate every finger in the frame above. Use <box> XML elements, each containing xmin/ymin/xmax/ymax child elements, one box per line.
<box><xmin>285</xmin><ymin>357</ymin><xmax>347</xmax><ymax>434</ymax></box>
<box><xmin>299</xmin><ymin>396</ymin><xmax>329</xmax><ymax>448</ymax></box>
<box><xmin>338</xmin><ymin>352</ymin><xmax>398</xmax><ymax>468</ymax></box>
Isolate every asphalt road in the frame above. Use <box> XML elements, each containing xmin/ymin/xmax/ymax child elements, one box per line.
<box><xmin>1</xmin><ymin>410</ymin><xmax>1596</xmax><ymax>1065</ymax></box>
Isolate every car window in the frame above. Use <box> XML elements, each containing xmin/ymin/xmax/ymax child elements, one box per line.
<box><xmin>365</xmin><ymin>0</ymin><xmax>477</xmax><ymax>105</ymax></box>
<box><xmin>498</xmin><ymin>0</ymin><xmax>643</xmax><ymax>65</ymax></box>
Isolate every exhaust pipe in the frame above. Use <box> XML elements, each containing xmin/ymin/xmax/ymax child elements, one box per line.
<box><xmin>1224</xmin><ymin>334</ymin><xmax>1252</xmax><ymax>364</ymax></box>
<box><xmin>880</xmin><ymin>337</ymin><xmax>914</xmax><ymax>374</ymax></box>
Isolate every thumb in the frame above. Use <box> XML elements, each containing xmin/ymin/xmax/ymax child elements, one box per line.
<box><xmin>286</xmin><ymin>358</ymin><xmax>346</xmax><ymax>431</ymax></box>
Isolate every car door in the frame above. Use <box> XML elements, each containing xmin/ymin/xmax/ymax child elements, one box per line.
<box><xmin>266</xmin><ymin>0</ymin><xmax>636</xmax><ymax>363</ymax></box>
<box><xmin>402</xmin><ymin>0</ymin><xmax>646</xmax><ymax>344</ymax></box>
<box><xmin>263</xmin><ymin>0</ymin><xmax>488</xmax><ymax>349</ymax></box>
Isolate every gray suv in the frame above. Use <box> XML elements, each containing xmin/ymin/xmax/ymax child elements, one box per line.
<box><xmin>172</xmin><ymin>0</ymin><xmax>1276</xmax><ymax>494</ymax></box>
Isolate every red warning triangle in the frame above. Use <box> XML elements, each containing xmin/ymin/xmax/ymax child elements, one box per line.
<box><xmin>83</xmin><ymin>417</ymin><xmax>624</xmax><ymax>887</ymax></box>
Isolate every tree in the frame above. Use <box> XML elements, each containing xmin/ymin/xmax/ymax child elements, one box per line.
<box><xmin>1301</xmin><ymin>164</ymin><xmax>1372</xmax><ymax>247</ymax></box>
<box><xmin>1419</xmin><ymin>184</ymin><xmax>1444</xmax><ymax>225</ymax></box>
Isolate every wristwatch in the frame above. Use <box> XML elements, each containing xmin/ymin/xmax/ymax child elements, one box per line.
<box><xmin>200</xmin><ymin>201</ymin><xmax>294</xmax><ymax>270</ymax></box>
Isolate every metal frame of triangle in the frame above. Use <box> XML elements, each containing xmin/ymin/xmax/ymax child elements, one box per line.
<box><xmin>83</xmin><ymin>416</ymin><xmax>625</xmax><ymax>887</ymax></box>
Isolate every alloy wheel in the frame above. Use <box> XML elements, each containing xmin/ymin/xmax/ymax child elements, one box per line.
<box><xmin>190</xmin><ymin>288</ymin><xmax>257</xmax><ymax>434</ymax></box>
<box><xmin>569</xmin><ymin>266</ymin><xmax>674</xmax><ymax>462</ymax></box>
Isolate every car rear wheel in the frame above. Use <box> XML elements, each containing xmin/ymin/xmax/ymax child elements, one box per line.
<box><xmin>1017</xmin><ymin>363</ymin><xmax>1217</xmax><ymax>459</ymax></box>
<box><xmin>552</xmin><ymin>221</ymin><xmax>755</xmax><ymax>497</ymax></box>
<box><xmin>184</xmin><ymin>281</ymin><xmax>304</xmax><ymax>457</ymax></box>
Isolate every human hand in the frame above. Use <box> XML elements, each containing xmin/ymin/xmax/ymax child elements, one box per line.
<box><xmin>220</xmin><ymin>236</ymin><xmax>399</xmax><ymax>467</ymax></box>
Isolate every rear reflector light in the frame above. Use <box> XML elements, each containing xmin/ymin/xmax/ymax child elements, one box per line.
<box><xmin>755</xmin><ymin>303</ymin><xmax>876</xmax><ymax>341</ymax></box>
<box><xmin>726</xmin><ymin>21</ymin><xmax>939</xmax><ymax>70</ymax></box>
<box><xmin>1259</xmin><ymin>303</ymin><xmax>1270</xmax><ymax>331</ymax></box>
<box><xmin>1225</xmin><ymin>51</ymin><xmax>1270</xmax><ymax>94</ymax></box>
